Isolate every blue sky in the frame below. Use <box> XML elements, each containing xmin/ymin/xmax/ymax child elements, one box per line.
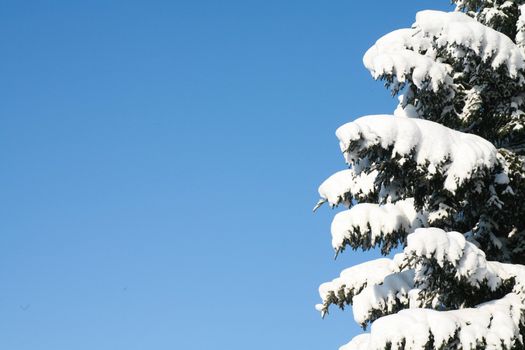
<box><xmin>1</xmin><ymin>1</ymin><xmax>451</xmax><ymax>349</ymax></box>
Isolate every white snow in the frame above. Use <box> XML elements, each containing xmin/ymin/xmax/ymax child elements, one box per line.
<box><xmin>363</xmin><ymin>29</ymin><xmax>452</xmax><ymax>91</ymax></box>
<box><xmin>340</xmin><ymin>334</ymin><xmax>370</xmax><ymax>350</ymax></box>
<box><xmin>322</xmin><ymin>227</ymin><xmax>525</xmax><ymax>349</ymax></box>
<box><xmin>317</xmin><ymin>258</ymin><xmax>396</xmax><ymax>315</ymax></box>
<box><xmin>517</xmin><ymin>5</ymin><xmax>525</xmax><ymax>51</ymax></box>
<box><xmin>415</xmin><ymin>11</ymin><xmax>525</xmax><ymax>77</ymax></box>
<box><xmin>330</xmin><ymin>198</ymin><xmax>422</xmax><ymax>252</ymax></box>
<box><xmin>317</xmin><ymin>168</ymin><xmax>378</xmax><ymax>208</ymax></box>
<box><xmin>336</xmin><ymin>115</ymin><xmax>498</xmax><ymax>192</ymax></box>
<box><xmin>341</xmin><ymin>293</ymin><xmax>525</xmax><ymax>350</ymax></box>
<box><xmin>406</xmin><ymin>228</ymin><xmax>509</xmax><ymax>290</ymax></box>
<box><xmin>364</xmin><ymin>10</ymin><xmax>525</xmax><ymax>91</ymax></box>
<box><xmin>352</xmin><ymin>269</ymin><xmax>415</xmax><ymax>325</ymax></box>
<box><xmin>494</xmin><ymin>172</ymin><xmax>510</xmax><ymax>185</ymax></box>
<box><xmin>393</xmin><ymin>99</ymin><xmax>419</xmax><ymax>118</ymax></box>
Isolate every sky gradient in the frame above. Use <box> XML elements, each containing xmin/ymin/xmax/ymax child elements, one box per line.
<box><xmin>1</xmin><ymin>1</ymin><xmax>451</xmax><ymax>349</ymax></box>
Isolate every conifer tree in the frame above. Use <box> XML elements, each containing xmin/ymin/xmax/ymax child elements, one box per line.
<box><xmin>315</xmin><ymin>2</ymin><xmax>525</xmax><ymax>349</ymax></box>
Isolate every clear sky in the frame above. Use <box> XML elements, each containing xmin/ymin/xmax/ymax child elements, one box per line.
<box><xmin>1</xmin><ymin>1</ymin><xmax>451</xmax><ymax>349</ymax></box>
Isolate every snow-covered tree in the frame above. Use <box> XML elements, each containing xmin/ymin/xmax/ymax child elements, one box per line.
<box><xmin>315</xmin><ymin>2</ymin><xmax>525</xmax><ymax>349</ymax></box>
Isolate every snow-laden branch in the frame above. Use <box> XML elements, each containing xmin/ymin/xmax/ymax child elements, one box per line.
<box><xmin>331</xmin><ymin>198</ymin><xmax>425</xmax><ymax>254</ymax></box>
<box><xmin>336</xmin><ymin>115</ymin><xmax>498</xmax><ymax>192</ymax></box>
<box><xmin>363</xmin><ymin>29</ymin><xmax>453</xmax><ymax>92</ymax></box>
<box><xmin>352</xmin><ymin>270</ymin><xmax>415</xmax><ymax>327</ymax></box>
<box><xmin>416</xmin><ymin>11</ymin><xmax>525</xmax><ymax>77</ymax></box>
<box><xmin>406</xmin><ymin>228</ymin><xmax>512</xmax><ymax>291</ymax></box>
<box><xmin>364</xmin><ymin>10</ymin><xmax>525</xmax><ymax>94</ymax></box>
<box><xmin>315</xmin><ymin>168</ymin><xmax>378</xmax><ymax>209</ymax></box>
<box><xmin>320</xmin><ymin>227</ymin><xmax>525</xmax><ymax>337</ymax></box>
<box><xmin>340</xmin><ymin>293</ymin><xmax>525</xmax><ymax>350</ymax></box>
<box><xmin>317</xmin><ymin>256</ymin><xmax>415</xmax><ymax>326</ymax></box>
<box><xmin>316</xmin><ymin>258</ymin><xmax>397</xmax><ymax>317</ymax></box>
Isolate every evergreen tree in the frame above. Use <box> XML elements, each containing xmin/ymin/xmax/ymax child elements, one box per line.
<box><xmin>315</xmin><ymin>2</ymin><xmax>525</xmax><ymax>349</ymax></box>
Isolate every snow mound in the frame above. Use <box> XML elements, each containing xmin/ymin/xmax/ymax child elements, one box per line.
<box><xmin>415</xmin><ymin>10</ymin><xmax>525</xmax><ymax>77</ymax></box>
<box><xmin>317</xmin><ymin>168</ymin><xmax>378</xmax><ymax>208</ymax></box>
<box><xmin>364</xmin><ymin>29</ymin><xmax>452</xmax><ymax>91</ymax></box>
<box><xmin>317</xmin><ymin>258</ymin><xmax>396</xmax><ymax>316</ymax></box>
<box><xmin>352</xmin><ymin>269</ymin><xmax>415</xmax><ymax>326</ymax></box>
<box><xmin>364</xmin><ymin>10</ymin><xmax>525</xmax><ymax>92</ymax></box>
<box><xmin>336</xmin><ymin>115</ymin><xmax>498</xmax><ymax>192</ymax></box>
<box><xmin>340</xmin><ymin>293</ymin><xmax>525</xmax><ymax>350</ymax></box>
<box><xmin>321</xmin><ymin>227</ymin><xmax>525</xmax><ymax>334</ymax></box>
<box><xmin>406</xmin><ymin>228</ymin><xmax>510</xmax><ymax>289</ymax></box>
<box><xmin>331</xmin><ymin>198</ymin><xmax>422</xmax><ymax>253</ymax></box>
